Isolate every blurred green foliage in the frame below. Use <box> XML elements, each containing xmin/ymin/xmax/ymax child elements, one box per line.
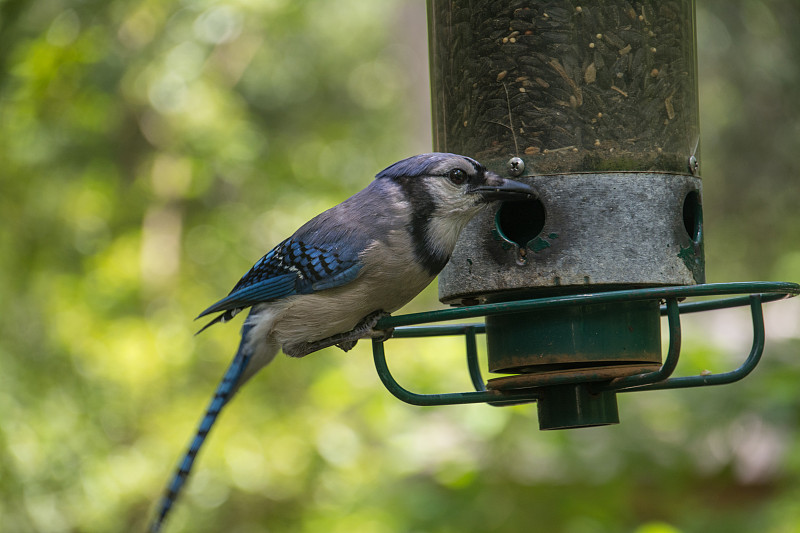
<box><xmin>1</xmin><ymin>0</ymin><xmax>799</xmax><ymax>532</ymax></box>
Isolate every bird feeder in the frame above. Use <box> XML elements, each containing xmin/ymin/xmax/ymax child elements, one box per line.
<box><xmin>371</xmin><ymin>0</ymin><xmax>800</xmax><ymax>429</ymax></box>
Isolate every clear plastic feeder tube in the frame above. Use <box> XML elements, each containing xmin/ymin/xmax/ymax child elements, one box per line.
<box><xmin>428</xmin><ymin>0</ymin><xmax>700</xmax><ymax>174</ymax></box>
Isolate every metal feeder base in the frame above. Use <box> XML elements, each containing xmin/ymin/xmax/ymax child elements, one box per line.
<box><xmin>536</xmin><ymin>384</ymin><xmax>620</xmax><ymax>430</ymax></box>
<box><xmin>439</xmin><ymin>172</ymin><xmax>704</xmax><ymax>304</ymax></box>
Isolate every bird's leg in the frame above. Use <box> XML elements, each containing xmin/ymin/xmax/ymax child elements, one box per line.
<box><xmin>283</xmin><ymin>310</ymin><xmax>393</xmax><ymax>358</ymax></box>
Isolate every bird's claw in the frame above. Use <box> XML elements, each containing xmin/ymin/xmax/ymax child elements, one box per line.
<box><xmin>284</xmin><ymin>310</ymin><xmax>393</xmax><ymax>357</ymax></box>
<box><xmin>335</xmin><ymin>339</ymin><xmax>359</xmax><ymax>352</ymax></box>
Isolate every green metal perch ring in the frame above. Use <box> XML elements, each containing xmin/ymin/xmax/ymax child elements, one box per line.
<box><xmin>371</xmin><ymin>282</ymin><xmax>800</xmax><ymax>410</ymax></box>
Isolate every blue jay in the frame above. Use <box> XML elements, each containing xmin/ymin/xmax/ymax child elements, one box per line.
<box><xmin>150</xmin><ymin>153</ymin><xmax>535</xmax><ymax>531</ymax></box>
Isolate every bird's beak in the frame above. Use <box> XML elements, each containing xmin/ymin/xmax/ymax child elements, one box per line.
<box><xmin>469</xmin><ymin>171</ymin><xmax>537</xmax><ymax>202</ymax></box>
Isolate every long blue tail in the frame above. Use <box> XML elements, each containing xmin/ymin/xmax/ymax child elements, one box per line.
<box><xmin>149</xmin><ymin>321</ymin><xmax>256</xmax><ymax>533</ymax></box>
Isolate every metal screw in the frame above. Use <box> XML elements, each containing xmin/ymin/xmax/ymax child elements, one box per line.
<box><xmin>507</xmin><ymin>156</ymin><xmax>524</xmax><ymax>177</ymax></box>
<box><xmin>688</xmin><ymin>155</ymin><xmax>699</xmax><ymax>175</ymax></box>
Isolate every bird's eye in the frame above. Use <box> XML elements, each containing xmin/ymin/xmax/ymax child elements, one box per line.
<box><xmin>446</xmin><ymin>168</ymin><xmax>467</xmax><ymax>185</ymax></box>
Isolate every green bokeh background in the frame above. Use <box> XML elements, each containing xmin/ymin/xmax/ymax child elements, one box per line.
<box><xmin>1</xmin><ymin>1</ymin><xmax>800</xmax><ymax>532</ymax></box>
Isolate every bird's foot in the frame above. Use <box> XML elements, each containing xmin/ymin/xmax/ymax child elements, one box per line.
<box><xmin>283</xmin><ymin>310</ymin><xmax>393</xmax><ymax>358</ymax></box>
<box><xmin>336</xmin><ymin>310</ymin><xmax>394</xmax><ymax>351</ymax></box>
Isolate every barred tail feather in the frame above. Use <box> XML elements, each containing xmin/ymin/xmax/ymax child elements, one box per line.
<box><xmin>149</xmin><ymin>314</ymin><xmax>273</xmax><ymax>532</ymax></box>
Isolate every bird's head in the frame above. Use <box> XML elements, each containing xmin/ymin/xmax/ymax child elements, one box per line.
<box><xmin>376</xmin><ymin>152</ymin><xmax>535</xmax><ymax>214</ymax></box>
<box><xmin>375</xmin><ymin>152</ymin><xmax>537</xmax><ymax>273</ymax></box>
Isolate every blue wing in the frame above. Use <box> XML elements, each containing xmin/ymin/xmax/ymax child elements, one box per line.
<box><xmin>196</xmin><ymin>237</ymin><xmax>363</xmax><ymax>329</ymax></box>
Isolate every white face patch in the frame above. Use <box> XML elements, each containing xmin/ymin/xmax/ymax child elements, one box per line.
<box><xmin>424</xmin><ymin>178</ymin><xmax>482</xmax><ymax>216</ymax></box>
<box><xmin>421</xmin><ymin>177</ymin><xmax>487</xmax><ymax>259</ymax></box>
